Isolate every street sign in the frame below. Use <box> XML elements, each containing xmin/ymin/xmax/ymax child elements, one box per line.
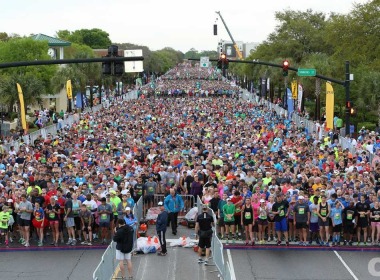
<box><xmin>297</xmin><ymin>68</ymin><xmax>316</xmax><ymax>77</ymax></box>
<box><xmin>200</xmin><ymin>57</ymin><xmax>209</xmax><ymax>68</ymax></box>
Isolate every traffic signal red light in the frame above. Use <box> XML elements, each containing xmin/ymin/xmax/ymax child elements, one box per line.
<box><xmin>282</xmin><ymin>60</ymin><xmax>289</xmax><ymax>76</ymax></box>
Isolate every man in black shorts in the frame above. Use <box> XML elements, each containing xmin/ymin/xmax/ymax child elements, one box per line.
<box><xmin>356</xmin><ymin>194</ymin><xmax>370</xmax><ymax>245</ymax></box>
<box><xmin>293</xmin><ymin>196</ymin><xmax>310</xmax><ymax>246</ymax></box>
<box><xmin>343</xmin><ymin>201</ymin><xmax>357</xmax><ymax>246</ymax></box>
<box><xmin>195</xmin><ymin>204</ymin><xmax>214</xmax><ymax>265</ymax></box>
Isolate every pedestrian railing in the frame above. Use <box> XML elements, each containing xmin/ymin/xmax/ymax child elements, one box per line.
<box><xmin>93</xmin><ymin>241</ymin><xmax>117</xmax><ymax>280</ymax></box>
<box><xmin>2</xmin><ymin>91</ymin><xmax>138</xmax><ymax>153</ymax></box>
<box><xmin>241</xmin><ymin>89</ymin><xmax>376</xmax><ymax>165</ymax></box>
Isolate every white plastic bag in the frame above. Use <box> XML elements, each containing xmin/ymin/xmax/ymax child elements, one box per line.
<box><xmin>185</xmin><ymin>207</ymin><xmax>198</xmax><ymax>220</ymax></box>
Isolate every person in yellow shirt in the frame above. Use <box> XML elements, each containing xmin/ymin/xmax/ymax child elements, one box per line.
<box><xmin>311</xmin><ymin>177</ymin><xmax>323</xmax><ymax>192</ymax></box>
<box><xmin>0</xmin><ymin>206</ymin><xmax>11</xmax><ymax>247</ymax></box>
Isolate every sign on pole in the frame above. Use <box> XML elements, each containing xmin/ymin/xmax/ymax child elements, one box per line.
<box><xmin>297</xmin><ymin>68</ymin><xmax>317</xmax><ymax>77</ymax></box>
<box><xmin>200</xmin><ymin>57</ymin><xmax>209</xmax><ymax>68</ymax></box>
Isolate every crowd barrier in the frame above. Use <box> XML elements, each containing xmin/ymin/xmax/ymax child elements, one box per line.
<box><xmin>1</xmin><ymin>91</ymin><xmax>138</xmax><ymax>154</ymax></box>
<box><xmin>241</xmin><ymin>90</ymin><xmax>375</xmax><ymax>164</ymax></box>
<box><xmin>92</xmin><ymin>242</ymin><xmax>117</xmax><ymax>280</ymax></box>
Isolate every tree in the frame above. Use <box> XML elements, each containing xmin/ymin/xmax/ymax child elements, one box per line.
<box><xmin>57</xmin><ymin>28</ymin><xmax>112</xmax><ymax>49</ymax></box>
<box><xmin>0</xmin><ymin>37</ymin><xmax>57</xmax><ymax>116</ymax></box>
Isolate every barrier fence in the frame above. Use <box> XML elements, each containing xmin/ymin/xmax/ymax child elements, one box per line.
<box><xmin>1</xmin><ymin>90</ymin><xmax>138</xmax><ymax>154</ymax></box>
<box><xmin>241</xmin><ymin>90</ymin><xmax>376</xmax><ymax>165</ymax></box>
<box><xmin>92</xmin><ymin>241</ymin><xmax>117</xmax><ymax>280</ymax></box>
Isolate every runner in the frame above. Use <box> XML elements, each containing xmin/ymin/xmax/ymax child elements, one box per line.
<box><xmin>64</xmin><ymin>192</ymin><xmax>76</xmax><ymax>246</ymax></box>
<box><xmin>293</xmin><ymin>196</ymin><xmax>310</xmax><ymax>246</ymax></box>
<box><xmin>17</xmin><ymin>194</ymin><xmax>33</xmax><ymax>247</ymax></box>
<box><xmin>0</xmin><ymin>206</ymin><xmax>10</xmax><ymax>247</ymax></box>
<box><xmin>217</xmin><ymin>193</ymin><xmax>228</xmax><ymax>239</ymax></box>
<box><xmin>240</xmin><ymin>197</ymin><xmax>254</xmax><ymax>245</ymax></box>
<box><xmin>46</xmin><ymin>196</ymin><xmax>60</xmax><ymax>246</ymax></box>
<box><xmin>32</xmin><ymin>202</ymin><xmax>47</xmax><ymax>247</ymax></box>
<box><xmin>343</xmin><ymin>201</ymin><xmax>358</xmax><ymax>246</ymax></box>
<box><xmin>97</xmin><ymin>197</ymin><xmax>112</xmax><ymax>244</ymax></box>
<box><xmin>370</xmin><ymin>201</ymin><xmax>380</xmax><ymax>245</ymax></box>
<box><xmin>317</xmin><ymin>194</ymin><xmax>331</xmax><ymax>246</ymax></box>
<box><xmin>272</xmin><ymin>193</ymin><xmax>289</xmax><ymax>246</ymax></box>
<box><xmin>266</xmin><ymin>195</ymin><xmax>276</xmax><ymax>242</ymax></box>
<box><xmin>356</xmin><ymin>194</ymin><xmax>370</xmax><ymax>245</ymax></box>
<box><xmin>308</xmin><ymin>196</ymin><xmax>320</xmax><ymax>245</ymax></box>
<box><xmin>257</xmin><ymin>199</ymin><xmax>268</xmax><ymax>244</ymax></box>
<box><xmin>79</xmin><ymin>203</ymin><xmax>93</xmax><ymax>245</ymax></box>
<box><xmin>223</xmin><ymin>198</ymin><xmax>235</xmax><ymax>242</ymax></box>
<box><xmin>164</xmin><ymin>188</ymin><xmax>184</xmax><ymax>235</ymax></box>
<box><xmin>331</xmin><ymin>200</ymin><xmax>345</xmax><ymax>246</ymax></box>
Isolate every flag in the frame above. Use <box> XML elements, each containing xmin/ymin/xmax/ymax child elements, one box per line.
<box><xmin>287</xmin><ymin>88</ymin><xmax>293</xmax><ymax>120</ymax></box>
<box><xmin>297</xmin><ymin>84</ymin><xmax>303</xmax><ymax>111</ymax></box>
<box><xmin>16</xmin><ymin>83</ymin><xmax>27</xmax><ymax>132</ymax></box>
<box><xmin>326</xmin><ymin>82</ymin><xmax>334</xmax><ymax>129</ymax></box>
<box><xmin>66</xmin><ymin>80</ymin><xmax>73</xmax><ymax>99</ymax></box>
<box><xmin>291</xmin><ymin>80</ymin><xmax>298</xmax><ymax>100</ymax></box>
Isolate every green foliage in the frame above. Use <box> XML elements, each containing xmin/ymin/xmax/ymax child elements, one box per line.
<box><xmin>56</xmin><ymin>28</ymin><xmax>112</xmax><ymax>49</ymax></box>
<box><xmin>0</xmin><ymin>37</ymin><xmax>57</xmax><ymax>111</ymax></box>
<box><xmin>241</xmin><ymin>0</ymin><xmax>380</xmax><ymax>127</ymax></box>
<box><xmin>184</xmin><ymin>48</ymin><xmax>218</xmax><ymax>60</ymax></box>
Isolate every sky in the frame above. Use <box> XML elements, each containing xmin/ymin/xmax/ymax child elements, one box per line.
<box><xmin>0</xmin><ymin>0</ymin><xmax>369</xmax><ymax>53</ymax></box>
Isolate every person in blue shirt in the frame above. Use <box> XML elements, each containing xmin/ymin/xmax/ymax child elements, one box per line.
<box><xmin>164</xmin><ymin>188</ymin><xmax>184</xmax><ymax>235</ymax></box>
<box><xmin>331</xmin><ymin>200</ymin><xmax>345</xmax><ymax>246</ymax></box>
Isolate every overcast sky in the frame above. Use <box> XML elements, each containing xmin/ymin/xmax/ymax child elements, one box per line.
<box><xmin>0</xmin><ymin>0</ymin><xmax>369</xmax><ymax>53</ymax></box>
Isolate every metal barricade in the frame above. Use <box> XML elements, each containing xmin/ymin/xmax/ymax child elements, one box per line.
<box><xmin>92</xmin><ymin>241</ymin><xmax>117</xmax><ymax>280</ymax></box>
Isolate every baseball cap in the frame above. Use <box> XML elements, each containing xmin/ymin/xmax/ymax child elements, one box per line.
<box><xmin>227</xmin><ymin>198</ymin><xmax>231</xmax><ymax>201</ymax></box>
<box><xmin>298</xmin><ymin>196</ymin><xmax>304</xmax><ymax>200</ymax></box>
<box><xmin>202</xmin><ymin>204</ymin><xmax>208</xmax><ymax>209</ymax></box>
<box><xmin>7</xmin><ymin>199</ymin><xmax>13</xmax><ymax>203</ymax></box>
<box><xmin>125</xmin><ymin>207</ymin><xmax>131</xmax><ymax>211</ymax></box>
<box><xmin>158</xmin><ymin>201</ymin><xmax>163</xmax><ymax>206</ymax></box>
<box><xmin>109</xmin><ymin>190</ymin><xmax>116</xmax><ymax>195</ymax></box>
<box><xmin>259</xmin><ymin>199</ymin><xmax>265</xmax><ymax>203</ymax></box>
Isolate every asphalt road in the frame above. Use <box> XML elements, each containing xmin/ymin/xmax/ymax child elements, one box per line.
<box><xmin>0</xmin><ymin>249</ymin><xmax>104</xmax><ymax>280</ymax></box>
<box><xmin>228</xmin><ymin>249</ymin><xmax>380</xmax><ymax>280</ymax></box>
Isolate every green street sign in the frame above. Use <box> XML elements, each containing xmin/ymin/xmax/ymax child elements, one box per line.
<box><xmin>298</xmin><ymin>68</ymin><xmax>316</xmax><ymax>77</ymax></box>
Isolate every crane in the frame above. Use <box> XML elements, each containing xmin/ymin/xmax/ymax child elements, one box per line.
<box><xmin>215</xmin><ymin>11</ymin><xmax>244</xmax><ymax>60</ymax></box>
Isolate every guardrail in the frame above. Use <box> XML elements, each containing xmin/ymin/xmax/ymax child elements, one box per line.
<box><xmin>241</xmin><ymin>90</ymin><xmax>376</xmax><ymax>166</ymax></box>
<box><xmin>1</xmin><ymin>91</ymin><xmax>138</xmax><ymax>153</ymax></box>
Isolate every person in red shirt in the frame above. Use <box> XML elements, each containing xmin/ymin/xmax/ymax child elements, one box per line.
<box><xmin>56</xmin><ymin>189</ymin><xmax>66</xmax><ymax>243</ymax></box>
<box><xmin>230</xmin><ymin>190</ymin><xmax>243</xmax><ymax>239</ymax></box>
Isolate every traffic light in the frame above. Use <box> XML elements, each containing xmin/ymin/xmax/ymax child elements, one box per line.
<box><xmin>346</xmin><ymin>101</ymin><xmax>356</xmax><ymax>116</ymax></box>
<box><xmin>217</xmin><ymin>54</ymin><xmax>229</xmax><ymax>70</ymax></box>
<box><xmin>283</xmin><ymin>60</ymin><xmax>289</xmax><ymax>76</ymax></box>
<box><xmin>102</xmin><ymin>61</ymin><xmax>111</xmax><ymax>75</ymax></box>
<box><xmin>114</xmin><ymin>61</ymin><xmax>125</xmax><ymax>76</ymax></box>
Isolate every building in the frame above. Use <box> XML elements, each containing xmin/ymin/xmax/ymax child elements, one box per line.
<box><xmin>217</xmin><ymin>40</ymin><xmax>260</xmax><ymax>59</ymax></box>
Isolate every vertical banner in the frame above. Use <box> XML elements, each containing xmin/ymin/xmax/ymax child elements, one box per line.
<box><xmin>75</xmin><ymin>92</ymin><xmax>82</xmax><ymax>108</ymax></box>
<box><xmin>297</xmin><ymin>84</ymin><xmax>303</xmax><ymax>112</ymax></box>
<box><xmin>287</xmin><ymin>88</ymin><xmax>294</xmax><ymax>120</ymax></box>
<box><xmin>66</xmin><ymin>80</ymin><xmax>73</xmax><ymax>99</ymax></box>
<box><xmin>326</xmin><ymin>82</ymin><xmax>334</xmax><ymax>129</ymax></box>
<box><xmin>16</xmin><ymin>83</ymin><xmax>27</xmax><ymax>132</ymax></box>
<box><xmin>291</xmin><ymin>80</ymin><xmax>298</xmax><ymax>99</ymax></box>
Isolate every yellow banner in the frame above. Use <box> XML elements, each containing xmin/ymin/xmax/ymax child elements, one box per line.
<box><xmin>66</xmin><ymin>80</ymin><xmax>73</xmax><ymax>100</ymax></box>
<box><xmin>16</xmin><ymin>83</ymin><xmax>27</xmax><ymax>132</ymax></box>
<box><xmin>291</xmin><ymin>80</ymin><xmax>298</xmax><ymax>99</ymax></box>
<box><xmin>326</xmin><ymin>82</ymin><xmax>334</xmax><ymax>129</ymax></box>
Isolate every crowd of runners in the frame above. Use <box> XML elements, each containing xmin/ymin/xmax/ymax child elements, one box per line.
<box><xmin>0</xmin><ymin>62</ymin><xmax>379</xmax><ymax>250</ymax></box>
<box><xmin>139</xmin><ymin>62</ymin><xmax>239</xmax><ymax>96</ymax></box>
